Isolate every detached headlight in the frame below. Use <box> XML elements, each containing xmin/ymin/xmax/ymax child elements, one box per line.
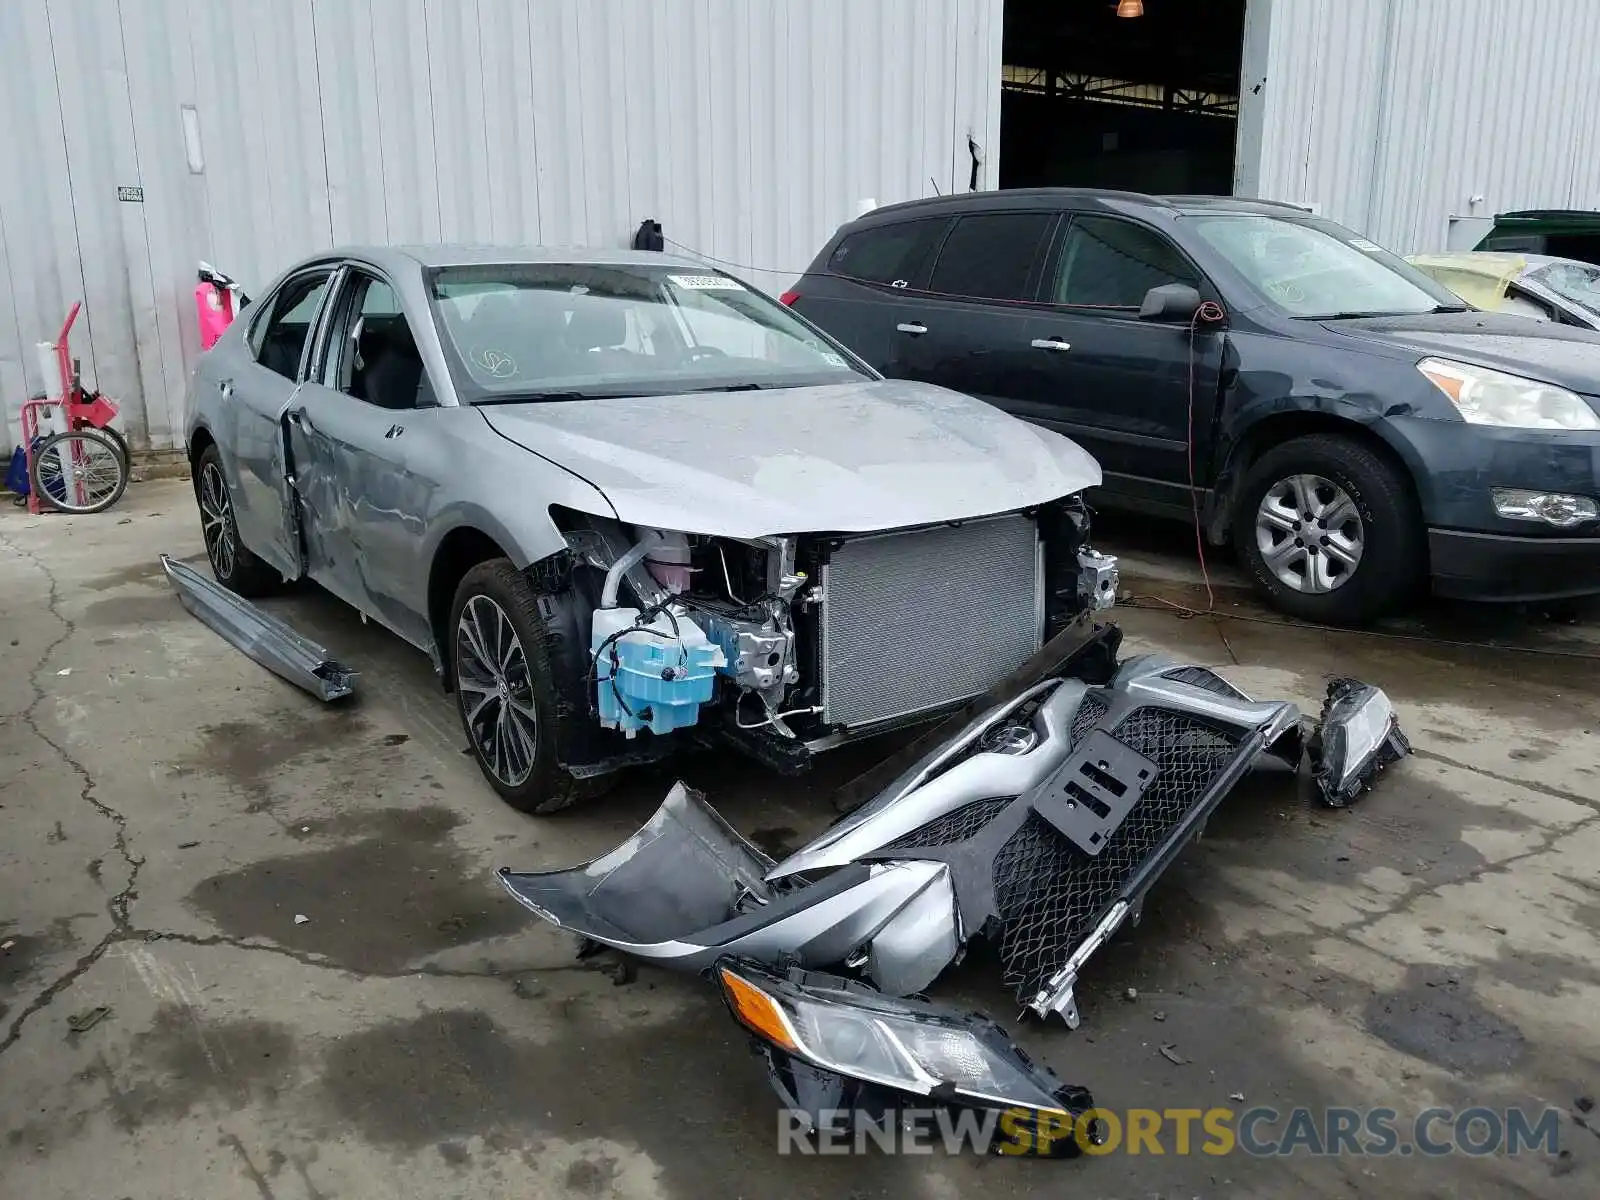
<box><xmin>1417</xmin><ymin>357</ymin><xmax>1600</xmax><ymax>430</ymax></box>
<box><xmin>718</xmin><ymin>959</ymin><xmax>1090</xmax><ymax>1121</ymax></box>
<box><xmin>1309</xmin><ymin>678</ymin><xmax>1411</xmax><ymax>808</ymax></box>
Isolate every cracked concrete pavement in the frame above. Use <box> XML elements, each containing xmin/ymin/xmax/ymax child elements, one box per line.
<box><xmin>2</xmin><ymin>479</ymin><xmax>1598</xmax><ymax>1198</ymax></box>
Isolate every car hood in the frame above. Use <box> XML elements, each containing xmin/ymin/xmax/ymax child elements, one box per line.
<box><xmin>478</xmin><ymin>378</ymin><xmax>1101</xmax><ymax>537</ymax></box>
<box><xmin>1322</xmin><ymin>310</ymin><xmax>1600</xmax><ymax>393</ymax></box>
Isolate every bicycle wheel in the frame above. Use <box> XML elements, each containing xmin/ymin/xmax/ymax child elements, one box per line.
<box><xmin>29</xmin><ymin>429</ymin><xmax>129</xmax><ymax>514</ymax></box>
<box><xmin>87</xmin><ymin>422</ymin><xmax>131</xmax><ymax>469</ymax></box>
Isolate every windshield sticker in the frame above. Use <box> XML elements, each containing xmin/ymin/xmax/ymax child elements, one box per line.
<box><xmin>667</xmin><ymin>273</ymin><xmax>743</xmax><ymax>291</ymax></box>
<box><xmin>472</xmin><ymin>347</ymin><xmax>518</xmax><ymax>378</ymax></box>
<box><xmin>1349</xmin><ymin>238</ymin><xmax>1384</xmax><ymax>254</ymax></box>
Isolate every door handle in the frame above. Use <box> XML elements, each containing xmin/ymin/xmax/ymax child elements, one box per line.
<box><xmin>286</xmin><ymin>406</ymin><xmax>312</xmax><ymax>433</ymax></box>
<box><xmin>896</xmin><ymin>322</ymin><xmax>928</xmax><ymax>336</ymax></box>
<box><xmin>384</xmin><ymin>424</ymin><xmax>404</xmax><ymax>439</ymax></box>
<box><xmin>1030</xmin><ymin>338</ymin><xmax>1072</xmax><ymax>352</ymax></box>
<box><xmin>218</xmin><ymin>378</ymin><xmax>234</xmax><ymax>400</ymax></box>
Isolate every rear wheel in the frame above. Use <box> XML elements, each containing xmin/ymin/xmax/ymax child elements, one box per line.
<box><xmin>449</xmin><ymin>559</ymin><xmax>606</xmax><ymax>814</ymax></box>
<box><xmin>1233</xmin><ymin>433</ymin><xmax>1421</xmax><ymax>624</ymax></box>
<box><xmin>195</xmin><ymin>443</ymin><xmax>278</xmax><ymax>597</ymax></box>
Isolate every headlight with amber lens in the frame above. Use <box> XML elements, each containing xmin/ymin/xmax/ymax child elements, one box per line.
<box><xmin>717</xmin><ymin>959</ymin><xmax>1079</xmax><ymax>1114</ymax></box>
<box><xmin>1417</xmin><ymin>357</ymin><xmax>1600</xmax><ymax>430</ymax></box>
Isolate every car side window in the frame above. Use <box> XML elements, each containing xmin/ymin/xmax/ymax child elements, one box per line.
<box><xmin>253</xmin><ymin>272</ymin><xmax>334</xmax><ymax>380</ymax></box>
<box><xmin>926</xmin><ymin>213</ymin><xmax>1053</xmax><ymax>303</ymax></box>
<box><xmin>826</xmin><ymin>218</ymin><xmax>947</xmax><ymax>287</ymax></box>
<box><xmin>328</xmin><ymin>272</ymin><xmax>429</xmax><ymax>411</ymax></box>
<box><xmin>1053</xmin><ymin>216</ymin><xmax>1199</xmax><ymax>308</ymax></box>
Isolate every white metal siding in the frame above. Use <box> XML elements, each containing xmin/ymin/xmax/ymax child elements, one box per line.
<box><xmin>1248</xmin><ymin>0</ymin><xmax>1600</xmax><ymax>253</ymax></box>
<box><xmin>0</xmin><ymin>0</ymin><xmax>1003</xmax><ymax>456</ymax></box>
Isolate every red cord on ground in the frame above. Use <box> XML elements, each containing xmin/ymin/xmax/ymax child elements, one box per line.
<box><xmin>1185</xmin><ymin>300</ymin><xmax>1227</xmax><ymax>615</ymax></box>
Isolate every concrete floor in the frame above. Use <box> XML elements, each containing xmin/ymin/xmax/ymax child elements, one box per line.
<box><xmin>2</xmin><ymin>479</ymin><xmax>1598</xmax><ymax>1199</ymax></box>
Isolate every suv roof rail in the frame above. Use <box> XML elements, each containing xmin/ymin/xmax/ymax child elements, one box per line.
<box><xmin>858</xmin><ymin>186</ymin><xmax>1167</xmax><ymax>221</ymax></box>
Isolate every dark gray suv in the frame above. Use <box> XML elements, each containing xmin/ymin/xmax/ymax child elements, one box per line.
<box><xmin>786</xmin><ymin>188</ymin><xmax>1600</xmax><ymax>624</ymax></box>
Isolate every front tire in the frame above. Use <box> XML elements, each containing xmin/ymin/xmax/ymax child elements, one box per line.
<box><xmin>449</xmin><ymin>559</ymin><xmax>604</xmax><ymax>814</ymax></box>
<box><xmin>1233</xmin><ymin>433</ymin><xmax>1421</xmax><ymax>624</ymax></box>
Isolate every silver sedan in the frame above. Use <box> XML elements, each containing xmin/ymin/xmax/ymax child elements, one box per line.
<box><xmin>185</xmin><ymin>246</ymin><xmax>1112</xmax><ymax>812</ymax></box>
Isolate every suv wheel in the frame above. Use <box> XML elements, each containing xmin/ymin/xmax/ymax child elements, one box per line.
<box><xmin>1233</xmin><ymin>433</ymin><xmax>1421</xmax><ymax>624</ymax></box>
<box><xmin>449</xmin><ymin>559</ymin><xmax>605</xmax><ymax>814</ymax></box>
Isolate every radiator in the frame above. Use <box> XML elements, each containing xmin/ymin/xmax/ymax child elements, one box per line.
<box><xmin>819</xmin><ymin>513</ymin><xmax>1043</xmax><ymax>728</ymax></box>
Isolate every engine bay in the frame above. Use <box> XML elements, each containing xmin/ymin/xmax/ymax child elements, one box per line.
<box><xmin>558</xmin><ymin>497</ymin><xmax>1117</xmax><ymax>768</ymax></box>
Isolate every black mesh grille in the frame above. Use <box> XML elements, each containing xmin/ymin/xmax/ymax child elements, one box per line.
<box><xmin>888</xmin><ymin>796</ymin><xmax>1013</xmax><ymax>850</ymax></box>
<box><xmin>1069</xmin><ymin>692</ymin><xmax>1110</xmax><ymax>748</ymax></box>
<box><xmin>993</xmin><ymin>706</ymin><xmax>1241</xmax><ymax>1001</ymax></box>
<box><xmin>1161</xmin><ymin>665</ymin><xmax>1247</xmax><ymax>700</ymax></box>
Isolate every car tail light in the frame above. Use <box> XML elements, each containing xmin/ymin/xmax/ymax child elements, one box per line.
<box><xmin>778</xmin><ymin>289</ymin><xmax>800</xmax><ymax>307</ymax></box>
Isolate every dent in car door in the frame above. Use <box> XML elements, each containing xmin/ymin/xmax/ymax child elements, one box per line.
<box><xmin>288</xmin><ymin>388</ymin><xmax>438</xmax><ymax>647</ymax></box>
<box><xmin>223</xmin><ymin>270</ymin><xmax>337</xmax><ymax>575</ymax></box>
<box><xmin>287</xmin><ymin>270</ymin><xmax>440</xmax><ymax>648</ymax></box>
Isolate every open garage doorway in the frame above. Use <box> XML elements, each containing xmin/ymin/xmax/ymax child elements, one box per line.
<box><xmin>1000</xmin><ymin>0</ymin><xmax>1247</xmax><ymax>195</ymax></box>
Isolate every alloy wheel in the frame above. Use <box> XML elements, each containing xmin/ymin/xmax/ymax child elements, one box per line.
<box><xmin>199</xmin><ymin>461</ymin><xmax>237</xmax><ymax>580</ymax></box>
<box><xmin>1255</xmin><ymin>473</ymin><xmax>1365</xmax><ymax>594</ymax></box>
<box><xmin>456</xmin><ymin>594</ymin><xmax>539</xmax><ymax>786</ymax></box>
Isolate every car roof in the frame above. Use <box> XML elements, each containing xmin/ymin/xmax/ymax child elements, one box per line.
<box><xmin>847</xmin><ymin>188</ymin><xmax>1321</xmax><ymax>227</ymax></box>
<box><xmin>311</xmin><ymin>244</ymin><xmax>710</xmax><ymax>272</ymax></box>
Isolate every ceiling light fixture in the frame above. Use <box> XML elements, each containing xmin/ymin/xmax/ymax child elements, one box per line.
<box><xmin>1116</xmin><ymin>0</ymin><xmax>1145</xmax><ymax>16</ymax></box>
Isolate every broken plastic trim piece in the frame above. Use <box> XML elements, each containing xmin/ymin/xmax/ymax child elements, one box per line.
<box><xmin>160</xmin><ymin>554</ymin><xmax>357</xmax><ymax>701</ymax></box>
<box><xmin>1309</xmin><ymin>678</ymin><xmax>1409</xmax><ymax>808</ymax></box>
<box><xmin>717</xmin><ymin>958</ymin><xmax>1099</xmax><ymax>1155</ymax></box>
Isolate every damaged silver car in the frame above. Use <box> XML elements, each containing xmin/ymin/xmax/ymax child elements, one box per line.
<box><xmin>501</xmin><ymin>629</ymin><xmax>1304</xmax><ymax>1026</ymax></box>
<box><xmin>185</xmin><ymin>247</ymin><xmax>1117</xmax><ymax>812</ymax></box>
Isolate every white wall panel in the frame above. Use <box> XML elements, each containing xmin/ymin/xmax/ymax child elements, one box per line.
<box><xmin>0</xmin><ymin>0</ymin><xmax>1001</xmax><ymax>455</ymax></box>
<box><xmin>1249</xmin><ymin>0</ymin><xmax>1600</xmax><ymax>254</ymax></box>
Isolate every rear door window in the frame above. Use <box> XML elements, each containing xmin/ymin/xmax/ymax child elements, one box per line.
<box><xmin>251</xmin><ymin>271</ymin><xmax>335</xmax><ymax>380</ymax></box>
<box><xmin>926</xmin><ymin>212</ymin><xmax>1054</xmax><ymax>303</ymax></box>
<box><xmin>827</xmin><ymin>218</ymin><xmax>947</xmax><ymax>287</ymax></box>
<box><xmin>1052</xmin><ymin>216</ymin><xmax>1199</xmax><ymax>308</ymax></box>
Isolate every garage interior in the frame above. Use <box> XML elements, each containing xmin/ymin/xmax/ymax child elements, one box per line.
<box><xmin>1000</xmin><ymin>0</ymin><xmax>1248</xmax><ymax>196</ymax></box>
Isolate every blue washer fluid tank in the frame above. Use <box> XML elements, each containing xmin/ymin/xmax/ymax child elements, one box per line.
<box><xmin>592</xmin><ymin>607</ymin><xmax>726</xmax><ymax>737</ymax></box>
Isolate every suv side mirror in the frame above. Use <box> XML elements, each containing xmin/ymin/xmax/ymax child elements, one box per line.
<box><xmin>1138</xmin><ymin>283</ymin><xmax>1202</xmax><ymax>321</ymax></box>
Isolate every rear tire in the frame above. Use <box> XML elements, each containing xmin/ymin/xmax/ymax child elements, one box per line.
<box><xmin>1233</xmin><ymin>433</ymin><xmax>1421</xmax><ymax>624</ymax></box>
<box><xmin>195</xmin><ymin>443</ymin><xmax>278</xmax><ymax>597</ymax></box>
<box><xmin>449</xmin><ymin>558</ymin><xmax>609</xmax><ymax>814</ymax></box>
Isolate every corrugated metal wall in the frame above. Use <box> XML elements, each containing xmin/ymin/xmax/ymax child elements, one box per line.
<box><xmin>0</xmin><ymin>0</ymin><xmax>1003</xmax><ymax>456</ymax></box>
<box><xmin>1250</xmin><ymin>0</ymin><xmax>1600</xmax><ymax>253</ymax></box>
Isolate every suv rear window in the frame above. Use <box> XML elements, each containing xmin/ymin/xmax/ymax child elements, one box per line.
<box><xmin>827</xmin><ymin>219</ymin><xmax>946</xmax><ymax>286</ymax></box>
<box><xmin>927</xmin><ymin>212</ymin><xmax>1053</xmax><ymax>302</ymax></box>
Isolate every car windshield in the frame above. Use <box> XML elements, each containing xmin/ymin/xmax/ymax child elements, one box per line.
<box><xmin>428</xmin><ymin>262</ymin><xmax>869</xmax><ymax>402</ymax></box>
<box><xmin>1527</xmin><ymin>260</ymin><xmax>1600</xmax><ymax>318</ymax></box>
<box><xmin>1186</xmin><ymin>213</ymin><xmax>1463</xmax><ymax>318</ymax></box>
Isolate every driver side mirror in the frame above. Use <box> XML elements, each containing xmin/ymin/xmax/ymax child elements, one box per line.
<box><xmin>1138</xmin><ymin>283</ymin><xmax>1202</xmax><ymax>322</ymax></box>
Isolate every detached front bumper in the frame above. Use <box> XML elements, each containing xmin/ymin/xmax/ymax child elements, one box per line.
<box><xmin>500</xmin><ymin>644</ymin><xmax>1301</xmax><ymax>1026</ymax></box>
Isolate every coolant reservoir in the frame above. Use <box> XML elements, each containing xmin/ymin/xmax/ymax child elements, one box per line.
<box><xmin>592</xmin><ymin>607</ymin><xmax>725</xmax><ymax>738</ymax></box>
<box><xmin>642</xmin><ymin>529</ymin><xmax>694</xmax><ymax>593</ymax></box>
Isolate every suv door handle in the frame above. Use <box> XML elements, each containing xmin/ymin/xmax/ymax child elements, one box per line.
<box><xmin>1030</xmin><ymin>338</ymin><xmax>1072</xmax><ymax>352</ymax></box>
<box><xmin>218</xmin><ymin>378</ymin><xmax>234</xmax><ymax>399</ymax></box>
<box><xmin>286</xmin><ymin>406</ymin><xmax>312</xmax><ymax>433</ymax></box>
<box><xmin>896</xmin><ymin>322</ymin><xmax>928</xmax><ymax>336</ymax></box>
